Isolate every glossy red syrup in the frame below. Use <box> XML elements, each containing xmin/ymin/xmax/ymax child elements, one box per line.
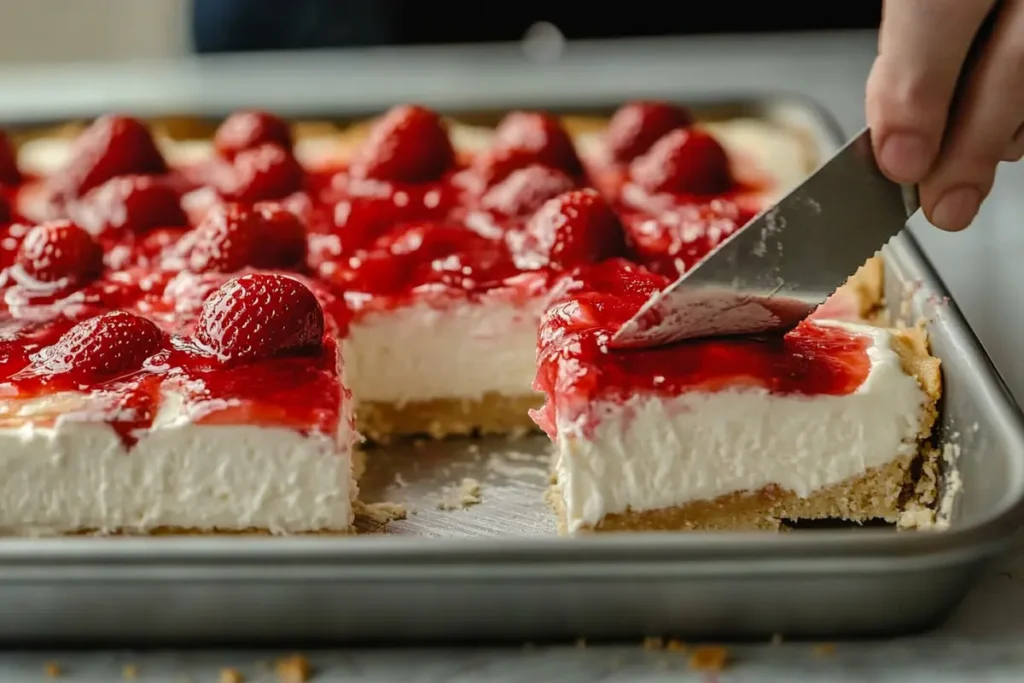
<box><xmin>306</xmin><ymin>107</ymin><xmax>614</xmax><ymax>314</ymax></box>
<box><xmin>0</xmin><ymin>266</ymin><xmax>347</xmax><ymax>446</ymax></box>
<box><xmin>588</xmin><ymin>102</ymin><xmax>773</xmax><ymax>277</ymax></box>
<box><xmin>0</xmin><ymin>101</ymin><xmax>835</xmax><ymax>449</ymax></box>
<box><xmin>530</xmin><ymin>259</ymin><xmax>873</xmax><ymax>438</ymax></box>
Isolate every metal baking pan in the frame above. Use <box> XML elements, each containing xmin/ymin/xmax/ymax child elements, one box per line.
<box><xmin>0</xmin><ymin>96</ymin><xmax>1021</xmax><ymax>646</ymax></box>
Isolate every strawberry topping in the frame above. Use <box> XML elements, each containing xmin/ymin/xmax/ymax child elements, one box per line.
<box><xmin>186</xmin><ymin>202</ymin><xmax>307</xmax><ymax>274</ymax></box>
<box><xmin>14</xmin><ymin>220</ymin><xmax>104</xmax><ymax>287</ymax></box>
<box><xmin>530</xmin><ymin>259</ymin><xmax>874</xmax><ymax>438</ymax></box>
<box><xmin>217</xmin><ymin>143</ymin><xmax>305</xmax><ymax>203</ymax></box>
<box><xmin>75</xmin><ymin>174</ymin><xmax>186</xmax><ymax>237</ymax></box>
<box><xmin>47</xmin><ymin>115</ymin><xmax>167</xmax><ymax>202</ymax></box>
<box><xmin>493</xmin><ymin>111</ymin><xmax>582</xmax><ymax>176</ymax></box>
<box><xmin>0</xmin><ymin>194</ymin><xmax>11</xmax><ymax>225</ymax></box>
<box><xmin>194</xmin><ymin>273</ymin><xmax>325</xmax><ymax>364</ymax></box>
<box><xmin>349</xmin><ymin>105</ymin><xmax>456</xmax><ymax>183</ymax></box>
<box><xmin>629</xmin><ymin>128</ymin><xmax>732</xmax><ymax>195</ymax></box>
<box><xmin>214</xmin><ymin>110</ymin><xmax>293</xmax><ymax>160</ymax></box>
<box><xmin>27</xmin><ymin>310</ymin><xmax>165</xmax><ymax>382</ymax></box>
<box><xmin>515</xmin><ymin>189</ymin><xmax>624</xmax><ymax>270</ymax></box>
<box><xmin>480</xmin><ymin>165</ymin><xmax>576</xmax><ymax>217</ymax></box>
<box><xmin>606</xmin><ymin>101</ymin><xmax>694</xmax><ymax>163</ymax></box>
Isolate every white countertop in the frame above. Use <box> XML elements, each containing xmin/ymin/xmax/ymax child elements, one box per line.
<box><xmin>0</xmin><ymin>29</ymin><xmax>1021</xmax><ymax>682</ymax></box>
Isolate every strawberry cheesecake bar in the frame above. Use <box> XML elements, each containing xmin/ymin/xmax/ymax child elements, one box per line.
<box><xmin>0</xmin><ymin>100</ymin><xmax>943</xmax><ymax>535</ymax></box>
<box><xmin>0</xmin><ymin>117</ymin><xmax>357</xmax><ymax>535</ymax></box>
<box><xmin>532</xmin><ymin>259</ymin><xmax>941</xmax><ymax>533</ymax></box>
<box><xmin>307</xmin><ymin>107</ymin><xmax>627</xmax><ymax>440</ymax></box>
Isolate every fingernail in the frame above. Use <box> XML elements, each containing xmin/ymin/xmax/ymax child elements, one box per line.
<box><xmin>931</xmin><ymin>187</ymin><xmax>982</xmax><ymax>231</ymax></box>
<box><xmin>879</xmin><ymin>134</ymin><xmax>930</xmax><ymax>181</ymax></box>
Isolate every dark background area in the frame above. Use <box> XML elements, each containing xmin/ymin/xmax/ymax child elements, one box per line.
<box><xmin>192</xmin><ymin>0</ymin><xmax>883</xmax><ymax>53</ymax></box>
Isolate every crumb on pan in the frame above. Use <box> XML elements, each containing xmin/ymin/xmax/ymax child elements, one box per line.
<box><xmin>275</xmin><ymin>655</ymin><xmax>312</xmax><ymax>683</ymax></box>
<box><xmin>354</xmin><ymin>500</ymin><xmax>408</xmax><ymax>525</ymax></box>
<box><xmin>688</xmin><ymin>646</ymin><xmax>729</xmax><ymax>671</ymax></box>
<box><xmin>436</xmin><ymin>477</ymin><xmax>482</xmax><ymax>510</ymax></box>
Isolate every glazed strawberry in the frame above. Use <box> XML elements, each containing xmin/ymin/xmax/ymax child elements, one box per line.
<box><xmin>622</xmin><ymin>201</ymin><xmax>752</xmax><ymax>275</ymax></box>
<box><xmin>218</xmin><ymin>143</ymin><xmax>304</xmax><ymax>203</ymax></box>
<box><xmin>327</xmin><ymin>249</ymin><xmax>415</xmax><ymax>294</ymax></box>
<box><xmin>0</xmin><ymin>131</ymin><xmax>21</xmax><ymax>187</ymax></box>
<box><xmin>629</xmin><ymin>128</ymin><xmax>732</xmax><ymax>195</ymax></box>
<box><xmin>331</xmin><ymin>196</ymin><xmax>408</xmax><ymax>253</ymax></box>
<box><xmin>29</xmin><ymin>310</ymin><xmax>165</xmax><ymax>381</ymax></box>
<box><xmin>213</xmin><ymin>110</ymin><xmax>293</xmax><ymax>160</ymax></box>
<box><xmin>348</xmin><ymin>105</ymin><xmax>456</xmax><ymax>183</ymax></box>
<box><xmin>76</xmin><ymin>174</ymin><xmax>186</xmax><ymax>237</ymax></box>
<box><xmin>343</xmin><ymin>222</ymin><xmax>517</xmax><ymax>292</ymax></box>
<box><xmin>187</xmin><ymin>202</ymin><xmax>307</xmax><ymax>273</ymax></box>
<box><xmin>493</xmin><ymin>111</ymin><xmax>582</xmax><ymax>175</ymax></box>
<box><xmin>254</xmin><ymin>202</ymin><xmax>308</xmax><ymax>268</ymax></box>
<box><xmin>48</xmin><ymin>115</ymin><xmax>167</xmax><ymax>201</ymax></box>
<box><xmin>605</xmin><ymin>101</ymin><xmax>695</xmax><ymax>163</ymax></box>
<box><xmin>194</xmin><ymin>273</ymin><xmax>325</xmax><ymax>363</ymax></box>
<box><xmin>14</xmin><ymin>220</ymin><xmax>104</xmax><ymax>286</ymax></box>
<box><xmin>469</xmin><ymin>145</ymin><xmax>548</xmax><ymax>188</ymax></box>
<box><xmin>480</xmin><ymin>165</ymin><xmax>575</xmax><ymax>217</ymax></box>
<box><xmin>516</xmin><ymin>189</ymin><xmax>624</xmax><ymax>270</ymax></box>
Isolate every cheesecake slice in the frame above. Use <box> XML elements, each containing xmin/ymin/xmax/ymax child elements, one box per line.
<box><xmin>532</xmin><ymin>259</ymin><xmax>941</xmax><ymax>533</ymax></box>
<box><xmin>312</xmin><ymin>106</ymin><xmax>624</xmax><ymax>441</ymax></box>
<box><xmin>0</xmin><ymin>228</ymin><xmax>357</xmax><ymax>535</ymax></box>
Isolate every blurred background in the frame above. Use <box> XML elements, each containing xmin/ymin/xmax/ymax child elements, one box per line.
<box><xmin>0</xmin><ymin>0</ymin><xmax>880</xmax><ymax>63</ymax></box>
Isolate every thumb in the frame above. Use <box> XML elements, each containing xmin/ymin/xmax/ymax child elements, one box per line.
<box><xmin>866</xmin><ymin>0</ymin><xmax>996</xmax><ymax>183</ymax></box>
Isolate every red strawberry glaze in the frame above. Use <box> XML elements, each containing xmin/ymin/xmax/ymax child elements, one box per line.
<box><xmin>305</xmin><ymin>109</ymin><xmax>617</xmax><ymax>317</ymax></box>
<box><xmin>0</xmin><ymin>267</ymin><xmax>350</xmax><ymax>447</ymax></box>
<box><xmin>530</xmin><ymin>259</ymin><xmax>874</xmax><ymax>438</ymax></box>
<box><xmin>213</xmin><ymin>110</ymin><xmax>293</xmax><ymax>161</ymax></box>
<box><xmin>0</xmin><ymin>101</ymin><xmax>818</xmax><ymax>451</ymax></box>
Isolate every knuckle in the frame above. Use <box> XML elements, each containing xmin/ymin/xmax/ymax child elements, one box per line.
<box><xmin>867</xmin><ymin>62</ymin><xmax>950</xmax><ymax>131</ymax></box>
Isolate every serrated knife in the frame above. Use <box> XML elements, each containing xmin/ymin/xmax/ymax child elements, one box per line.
<box><xmin>610</xmin><ymin>127</ymin><xmax>921</xmax><ymax>348</ymax></box>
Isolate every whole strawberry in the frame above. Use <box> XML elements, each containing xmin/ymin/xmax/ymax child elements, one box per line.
<box><xmin>194</xmin><ymin>273</ymin><xmax>325</xmax><ymax>364</ymax></box>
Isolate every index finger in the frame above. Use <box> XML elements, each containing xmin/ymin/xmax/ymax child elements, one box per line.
<box><xmin>867</xmin><ymin>0</ymin><xmax>997</xmax><ymax>182</ymax></box>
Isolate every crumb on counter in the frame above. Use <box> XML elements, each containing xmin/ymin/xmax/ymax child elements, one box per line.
<box><xmin>575</xmin><ymin>637</ymin><xmax>587</xmax><ymax>649</ymax></box>
<box><xmin>122</xmin><ymin>663</ymin><xmax>139</xmax><ymax>680</ymax></box>
<box><xmin>275</xmin><ymin>654</ymin><xmax>312</xmax><ymax>683</ymax></box>
<box><xmin>687</xmin><ymin>646</ymin><xmax>729</xmax><ymax>671</ymax></box>
<box><xmin>44</xmin><ymin>662</ymin><xmax>61</xmax><ymax>678</ymax></box>
<box><xmin>813</xmin><ymin>643</ymin><xmax>837</xmax><ymax>656</ymax></box>
<box><xmin>220</xmin><ymin>667</ymin><xmax>244</xmax><ymax>683</ymax></box>
<box><xmin>770</xmin><ymin>633</ymin><xmax>784</xmax><ymax>646</ymax></box>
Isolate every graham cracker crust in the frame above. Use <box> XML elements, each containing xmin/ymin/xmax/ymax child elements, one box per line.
<box><xmin>356</xmin><ymin>393</ymin><xmax>542</xmax><ymax>443</ymax></box>
<box><xmin>555</xmin><ymin>327</ymin><xmax>942</xmax><ymax>534</ymax></box>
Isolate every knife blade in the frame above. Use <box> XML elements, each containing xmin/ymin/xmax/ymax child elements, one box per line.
<box><xmin>610</xmin><ymin>127</ymin><xmax>920</xmax><ymax>349</ymax></box>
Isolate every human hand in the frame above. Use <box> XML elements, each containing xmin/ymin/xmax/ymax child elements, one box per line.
<box><xmin>866</xmin><ymin>0</ymin><xmax>1024</xmax><ymax>231</ymax></box>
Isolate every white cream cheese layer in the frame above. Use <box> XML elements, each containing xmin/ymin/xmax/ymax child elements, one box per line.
<box><xmin>0</xmin><ymin>389</ymin><xmax>356</xmax><ymax>536</ymax></box>
<box><xmin>553</xmin><ymin>323</ymin><xmax>928</xmax><ymax>534</ymax></box>
<box><xmin>344</xmin><ymin>297</ymin><xmax>545</xmax><ymax>406</ymax></box>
